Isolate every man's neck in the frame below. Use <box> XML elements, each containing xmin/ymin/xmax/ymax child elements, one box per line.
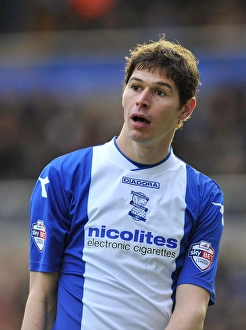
<box><xmin>116</xmin><ymin>128</ymin><xmax>171</xmax><ymax>165</ymax></box>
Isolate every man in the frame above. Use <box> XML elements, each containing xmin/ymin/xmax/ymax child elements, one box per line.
<box><xmin>21</xmin><ymin>36</ymin><xmax>224</xmax><ymax>330</ymax></box>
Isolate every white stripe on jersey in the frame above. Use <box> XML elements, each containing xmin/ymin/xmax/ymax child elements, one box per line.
<box><xmin>81</xmin><ymin>140</ymin><xmax>187</xmax><ymax>329</ymax></box>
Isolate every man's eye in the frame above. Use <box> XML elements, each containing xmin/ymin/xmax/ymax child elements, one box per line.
<box><xmin>132</xmin><ymin>85</ymin><xmax>140</xmax><ymax>91</ymax></box>
<box><xmin>156</xmin><ymin>90</ymin><xmax>165</xmax><ymax>96</ymax></box>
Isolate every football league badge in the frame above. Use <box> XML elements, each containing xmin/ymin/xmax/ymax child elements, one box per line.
<box><xmin>189</xmin><ymin>241</ymin><xmax>214</xmax><ymax>271</ymax></box>
<box><xmin>31</xmin><ymin>220</ymin><xmax>47</xmax><ymax>252</ymax></box>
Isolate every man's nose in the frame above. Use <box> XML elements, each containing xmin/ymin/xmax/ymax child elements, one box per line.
<box><xmin>136</xmin><ymin>89</ymin><xmax>150</xmax><ymax>108</ymax></box>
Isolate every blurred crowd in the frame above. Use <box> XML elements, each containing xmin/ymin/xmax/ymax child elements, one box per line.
<box><xmin>205</xmin><ymin>263</ymin><xmax>246</xmax><ymax>329</ymax></box>
<box><xmin>1</xmin><ymin>0</ymin><xmax>246</xmax><ymax>33</ymax></box>
<box><xmin>174</xmin><ymin>84</ymin><xmax>246</xmax><ymax>175</ymax></box>
<box><xmin>0</xmin><ymin>0</ymin><xmax>245</xmax><ymax>179</ymax></box>
<box><xmin>0</xmin><ymin>89</ymin><xmax>123</xmax><ymax>178</ymax></box>
<box><xmin>1</xmin><ymin>82</ymin><xmax>246</xmax><ymax>179</ymax></box>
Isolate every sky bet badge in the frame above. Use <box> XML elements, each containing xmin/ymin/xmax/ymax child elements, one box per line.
<box><xmin>31</xmin><ymin>220</ymin><xmax>46</xmax><ymax>252</ymax></box>
<box><xmin>189</xmin><ymin>241</ymin><xmax>214</xmax><ymax>271</ymax></box>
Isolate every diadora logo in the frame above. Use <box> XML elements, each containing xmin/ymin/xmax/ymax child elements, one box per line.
<box><xmin>129</xmin><ymin>191</ymin><xmax>149</xmax><ymax>222</ymax></box>
<box><xmin>189</xmin><ymin>241</ymin><xmax>215</xmax><ymax>271</ymax></box>
<box><xmin>31</xmin><ymin>220</ymin><xmax>46</xmax><ymax>252</ymax></box>
<box><xmin>122</xmin><ymin>176</ymin><xmax>160</xmax><ymax>189</ymax></box>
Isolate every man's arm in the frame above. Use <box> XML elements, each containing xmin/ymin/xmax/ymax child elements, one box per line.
<box><xmin>165</xmin><ymin>284</ymin><xmax>210</xmax><ymax>330</ymax></box>
<box><xmin>21</xmin><ymin>271</ymin><xmax>59</xmax><ymax>330</ymax></box>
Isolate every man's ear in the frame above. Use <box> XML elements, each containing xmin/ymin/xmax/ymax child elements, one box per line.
<box><xmin>178</xmin><ymin>97</ymin><xmax>196</xmax><ymax>120</ymax></box>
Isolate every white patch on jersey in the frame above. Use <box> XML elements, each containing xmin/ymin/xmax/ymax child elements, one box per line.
<box><xmin>212</xmin><ymin>202</ymin><xmax>224</xmax><ymax>225</ymax></box>
<box><xmin>31</xmin><ymin>220</ymin><xmax>46</xmax><ymax>252</ymax></box>
<box><xmin>189</xmin><ymin>241</ymin><xmax>214</xmax><ymax>271</ymax></box>
<box><xmin>38</xmin><ymin>176</ymin><xmax>50</xmax><ymax>198</ymax></box>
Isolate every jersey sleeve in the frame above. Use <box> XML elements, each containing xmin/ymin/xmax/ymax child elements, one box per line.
<box><xmin>177</xmin><ymin>169</ymin><xmax>224</xmax><ymax>305</ymax></box>
<box><xmin>29</xmin><ymin>160</ymin><xmax>71</xmax><ymax>273</ymax></box>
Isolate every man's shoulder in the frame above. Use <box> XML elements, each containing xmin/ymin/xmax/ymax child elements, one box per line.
<box><xmin>184</xmin><ymin>162</ymin><xmax>223</xmax><ymax>196</ymax></box>
<box><xmin>50</xmin><ymin>146</ymin><xmax>94</xmax><ymax>169</ymax></box>
<box><xmin>38</xmin><ymin>139</ymin><xmax>115</xmax><ymax>182</ymax></box>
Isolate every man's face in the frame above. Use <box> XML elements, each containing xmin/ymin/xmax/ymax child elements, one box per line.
<box><xmin>122</xmin><ymin>67</ymin><xmax>185</xmax><ymax>147</ymax></box>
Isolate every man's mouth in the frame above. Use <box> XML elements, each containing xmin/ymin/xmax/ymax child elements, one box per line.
<box><xmin>132</xmin><ymin>115</ymin><xmax>150</xmax><ymax>124</ymax></box>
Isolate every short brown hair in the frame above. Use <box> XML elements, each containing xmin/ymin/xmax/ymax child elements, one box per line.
<box><xmin>124</xmin><ymin>36</ymin><xmax>201</xmax><ymax>108</ymax></box>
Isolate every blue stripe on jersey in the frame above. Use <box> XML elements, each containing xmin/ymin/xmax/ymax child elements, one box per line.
<box><xmin>54</xmin><ymin>147</ymin><xmax>93</xmax><ymax>330</ymax></box>
<box><xmin>30</xmin><ymin>147</ymin><xmax>93</xmax><ymax>330</ymax></box>
<box><xmin>171</xmin><ymin>163</ymin><xmax>224</xmax><ymax>307</ymax></box>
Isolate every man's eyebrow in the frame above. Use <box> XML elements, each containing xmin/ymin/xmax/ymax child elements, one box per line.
<box><xmin>129</xmin><ymin>76</ymin><xmax>173</xmax><ymax>90</ymax></box>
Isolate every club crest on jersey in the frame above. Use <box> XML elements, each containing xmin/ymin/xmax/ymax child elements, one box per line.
<box><xmin>189</xmin><ymin>241</ymin><xmax>214</xmax><ymax>271</ymax></box>
<box><xmin>129</xmin><ymin>191</ymin><xmax>149</xmax><ymax>222</ymax></box>
<box><xmin>31</xmin><ymin>220</ymin><xmax>46</xmax><ymax>252</ymax></box>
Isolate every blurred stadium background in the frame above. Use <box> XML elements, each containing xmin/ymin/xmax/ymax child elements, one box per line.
<box><xmin>0</xmin><ymin>0</ymin><xmax>246</xmax><ymax>329</ymax></box>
